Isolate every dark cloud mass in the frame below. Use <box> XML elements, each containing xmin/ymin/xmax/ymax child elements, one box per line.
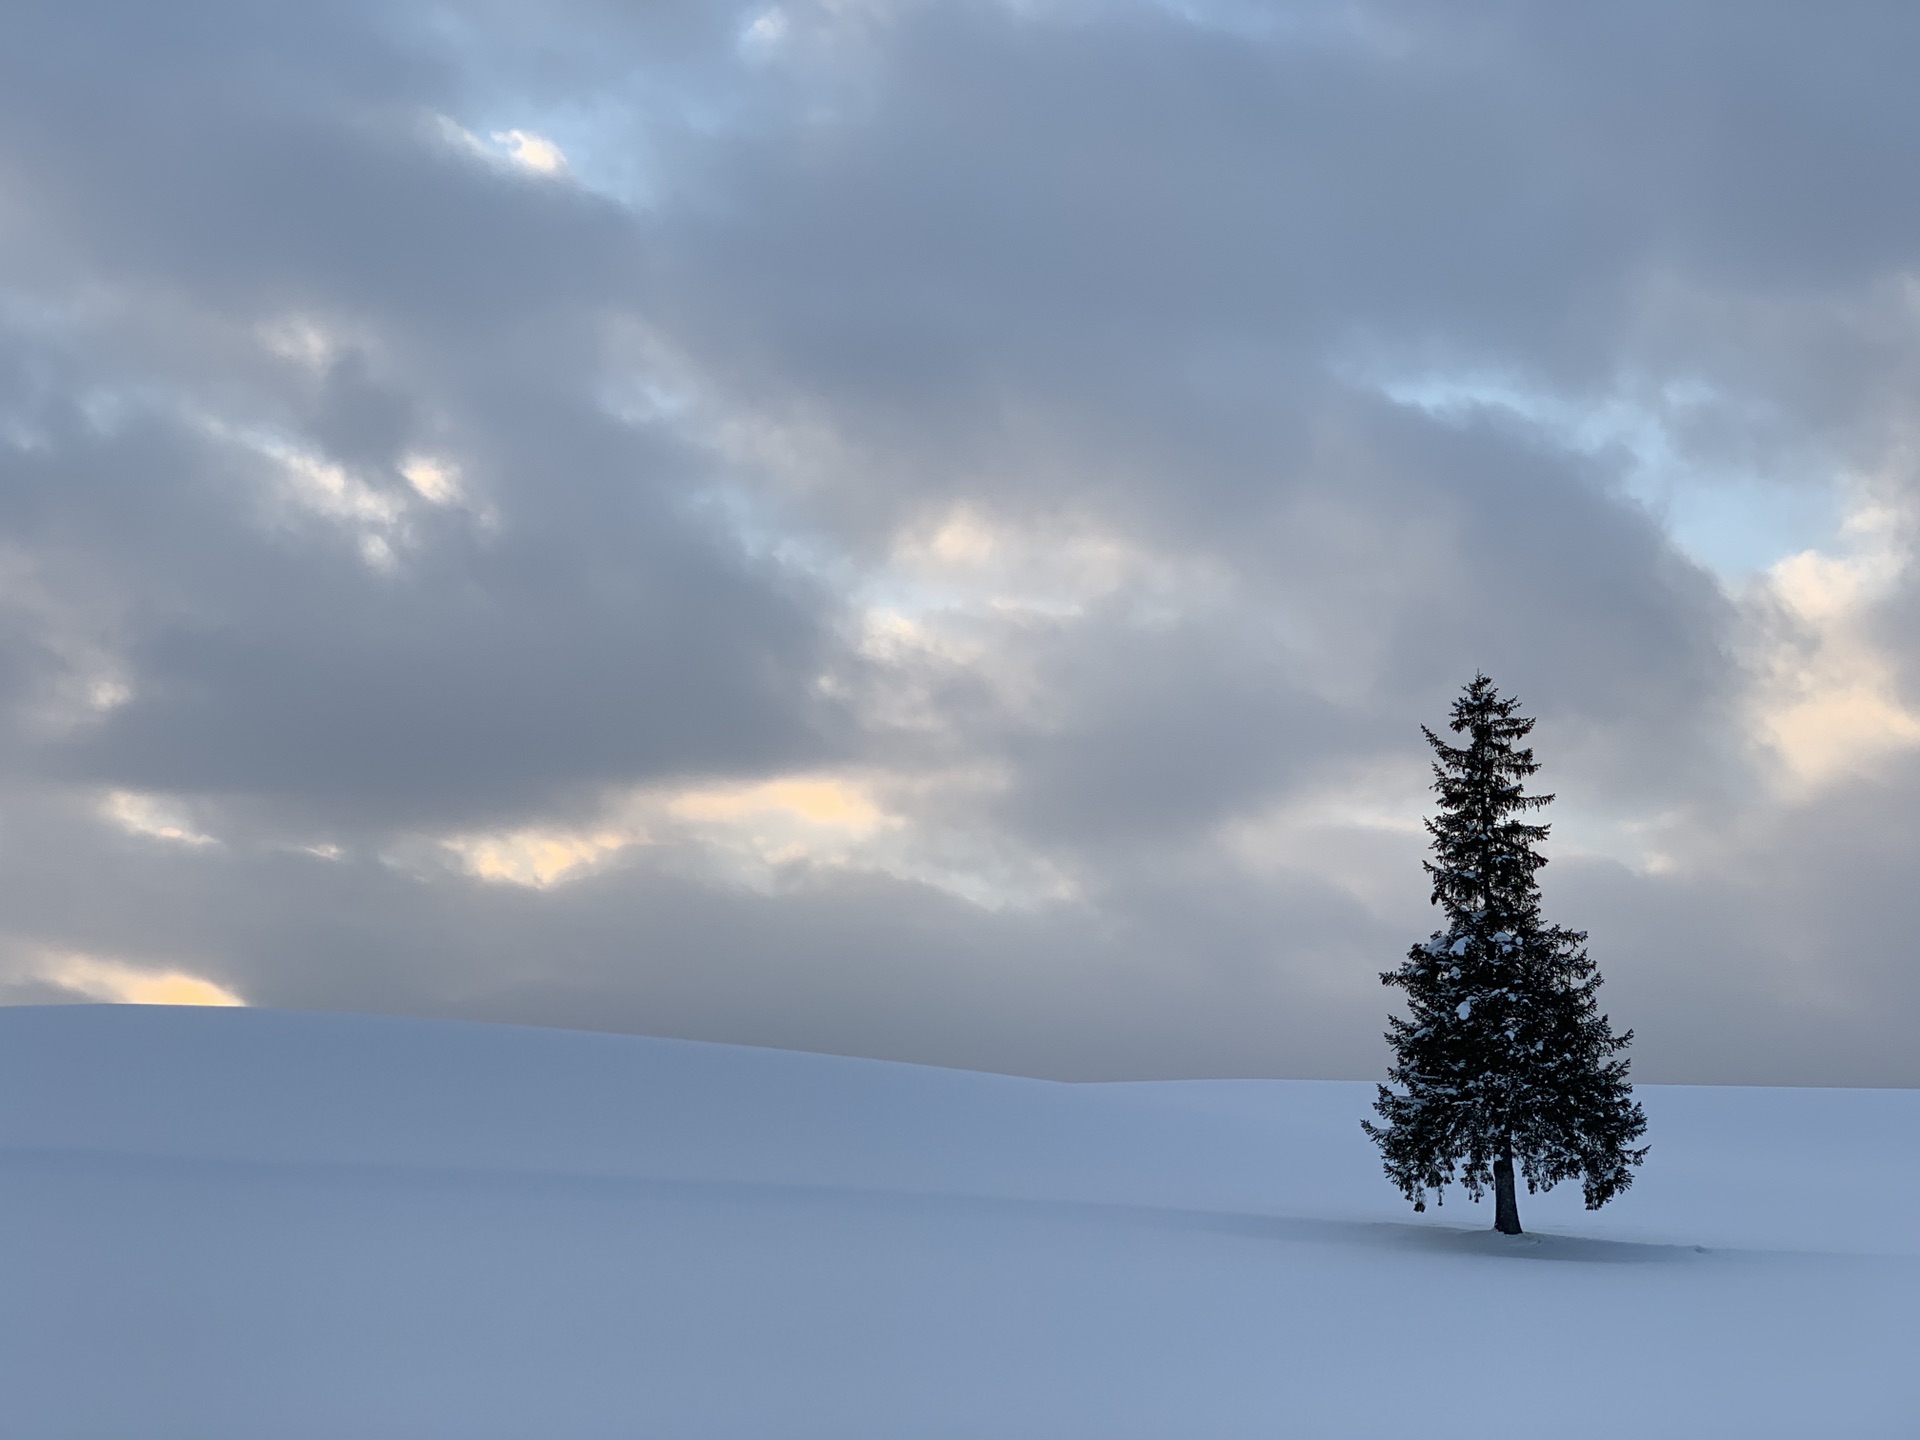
<box><xmin>1</xmin><ymin>0</ymin><xmax>1917</xmax><ymax>1083</ymax></box>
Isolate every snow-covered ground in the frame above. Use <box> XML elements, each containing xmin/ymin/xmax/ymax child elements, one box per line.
<box><xmin>0</xmin><ymin>1006</ymin><xmax>1912</xmax><ymax>1438</ymax></box>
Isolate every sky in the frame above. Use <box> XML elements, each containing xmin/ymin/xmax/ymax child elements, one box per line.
<box><xmin>3</xmin><ymin>0</ymin><xmax>1919</xmax><ymax>1085</ymax></box>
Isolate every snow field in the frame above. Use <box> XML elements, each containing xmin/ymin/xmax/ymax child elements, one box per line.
<box><xmin>0</xmin><ymin>1006</ymin><xmax>1913</xmax><ymax>1437</ymax></box>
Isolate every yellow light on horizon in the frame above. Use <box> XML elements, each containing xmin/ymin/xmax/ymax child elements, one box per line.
<box><xmin>41</xmin><ymin>953</ymin><xmax>245</xmax><ymax>1008</ymax></box>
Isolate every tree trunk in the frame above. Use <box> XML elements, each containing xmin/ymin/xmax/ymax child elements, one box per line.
<box><xmin>1493</xmin><ymin>1148</ymin><xmax>1521</xmax><ymax>1234</ymax></box>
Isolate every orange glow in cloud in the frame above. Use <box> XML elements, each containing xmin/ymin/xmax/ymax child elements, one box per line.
<box><xmin>42</xmin><ymin>953</ymin><xmax>245</xmax><ymax>1007</ymax></box>
<box><xmin>442</xmin><ymin>827</ymin><xmax>643</xmax><ymax>888</ymax></box>
<box><xmin>667</xmin><ymin>777</ymin><xmax>887</xmax><ymax>831</ymax></box>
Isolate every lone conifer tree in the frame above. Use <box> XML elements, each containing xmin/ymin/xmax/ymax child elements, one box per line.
<box><xmin>1363</xmin><ymin>674</ymin><xmax>1646</xmax><ymax>1234</ymax></box>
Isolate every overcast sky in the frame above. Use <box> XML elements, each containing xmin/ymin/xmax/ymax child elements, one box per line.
<box><xmin>3</xmin><ymin>0</ymin><xmax>1919</xmax><ymax>1084</ymax></box>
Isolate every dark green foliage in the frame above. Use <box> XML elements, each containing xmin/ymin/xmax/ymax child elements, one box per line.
<box><xmin>1363</xmin><ymin>675</ymin><xmax>1647</xmax><ymax>1217</ymax></box>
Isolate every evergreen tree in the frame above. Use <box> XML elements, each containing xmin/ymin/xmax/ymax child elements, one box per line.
<box><xmin>1363</xmin><ymin>674</ymin><xmax>1647</xmax><ymax>1234</ymax></box>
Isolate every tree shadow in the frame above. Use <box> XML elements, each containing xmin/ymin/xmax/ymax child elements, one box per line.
<box><xmin>1185</xmin><ymin>1210</ymin><xmax>1711</xmax><ymax>1263</ymax></box>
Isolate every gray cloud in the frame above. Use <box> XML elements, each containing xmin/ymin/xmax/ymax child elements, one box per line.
<box><xmin>1</xmin><ymin>0</ymin><xmax>1917</xmax><ymax>1083</ymax></box>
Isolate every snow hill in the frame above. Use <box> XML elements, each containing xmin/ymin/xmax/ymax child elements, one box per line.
<box><xmin>0</xmin><ymin>1006</ymin><xmax>1913</xmax><ymax>1438</ymax></box>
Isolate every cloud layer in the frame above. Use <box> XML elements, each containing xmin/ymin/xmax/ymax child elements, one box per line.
<box><xmin>3</xmin><ymin>0</ymin><xmax>1918</xmax><ymax>1082</ymax></box>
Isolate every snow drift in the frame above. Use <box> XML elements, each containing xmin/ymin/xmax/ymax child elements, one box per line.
<box><xmin>0</xmin><ymin>1005</ymin><xmax>1913</xmax><ymax>1437</ymax></box>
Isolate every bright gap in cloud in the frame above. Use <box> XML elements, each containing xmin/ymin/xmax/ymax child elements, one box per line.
<box><xmin>1751</xmin><ymin>503</ymin><xmax>1920</xmax><ymax>791</ymax></box>
<box><xmin>430</xmin><ymin>106</ymin><xmax>663</xmax><ymax>212</ymax></box>
<box><xmin>1660</xmin><ymin>480</ymin><xmax>1843</xmax><ymax>583</ymax></box>
<box><xmin>434</xmin><ymin>778</ymin><xmax>896</xmax><ymax>890</ymax></box>
<box><xmin>102</xmin><ymin>791</ymin><xmax>218</xmax><ymax>847</ymax></box>
<box><xmin>861</xmin><ymin>503</ymin><xmax>1227</xmax><ymax>630</ymax></box>
<box><xmin>740</xmin><ymin>7</ymin><xmax>788</xmax><ymax>52</ymax></box>
<box><xmin>422</xmin><ymin>771</ymin><xmax>1075</xmax><ymax>909</ymax></box>
<box><xmin>1362</xmin><ymin>366</ymin><xmax>1843</xmax><ymax>582</ymax></box>
<box><xmin>400</xmin><ymin>454</ymin><xmax>463</xmax><ymax>505</ymax></box>
<box><xmin>667</xmin><ymin>777</ymin><xmax>888</xmax><ymax>832</ymax></box>
<box><xmin>431</xmin><ymin>776</ymin><xmax>901</xmax><ymax>892</ymax></box>
<box><xmin>490</xmin><ymin>129</ymin><xmax>568</xmax><ymax>175</ymax></box>
<box><xmin>659</xmin><ymin>771</ymin><xmax>1078</xmax><ymax>909</ymax></box>
<box><xmin>439</xmin><ymin>826</ymin><xmax>646</xmax><ymax>889</ymax></box>
<box><xmin>37</xmin><ymin>952</ymin><xmax>244</xmax><ymax>1008</ymax></box>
